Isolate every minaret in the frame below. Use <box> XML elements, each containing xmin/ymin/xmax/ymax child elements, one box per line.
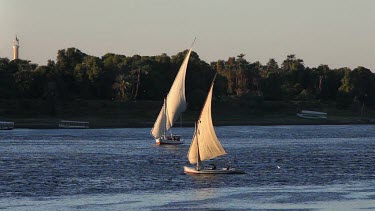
<box><xmin>13</xmin><ymin>36</ymin><xmax>19</xmax><ymax>60</ymax></box>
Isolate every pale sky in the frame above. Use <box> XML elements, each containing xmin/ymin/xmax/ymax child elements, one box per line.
<box><xmin>0</xmin><ymin>0</ymin><xmax>374</xmax><ymax>70</ymax></box>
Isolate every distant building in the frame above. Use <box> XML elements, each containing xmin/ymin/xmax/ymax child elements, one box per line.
<box><xmin>13</xmin><ymin>36</ymin><xmax>19</xmax><ymax>60</ymax></box>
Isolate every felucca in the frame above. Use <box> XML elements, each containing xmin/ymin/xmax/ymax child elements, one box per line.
<box><xmin>184</xmin><ymin>74</ymin><xmax>245</xmax><ymax>174</ymax></box>
<box><xmin>151</xmin><ymin>40</ymin><xmax>195</xmax><ymax>145</ymax></box>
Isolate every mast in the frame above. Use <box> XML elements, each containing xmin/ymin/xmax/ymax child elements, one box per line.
<box><xmin>196</xmin><ymin>123</ymin><xmax>200</xmax><ymax>170</ymax></box>
<box><xmin>164</xmin><ymin>97</ymin><xmax>167</xmax><ymax>137</ymax></box>
<box><xmin>190</xmin><ymin>37</ymin><xmax>197</xmax><ymax>49</ymax></box>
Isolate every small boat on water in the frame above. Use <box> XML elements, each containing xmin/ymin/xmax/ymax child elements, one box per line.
<box><xmin>59</xmin><ymin>120</ymin><xmax>89</xmax><ymax>129</ymax></box>
<box><xmin>0</xmin><ymin>121</ymin><xmax>14</xmax><ymax>130</ymax></box>
<box><xmin>184</xmin><ymin>74</ymin><xmax>245</xmax><ymax>174</ymax></box>
<box><xmin>151</xmin><ymin>40</ymin><xmax>195</xmax><ymax>145</ymax></box>
<box><xmin>297</xmin><ymin>110</ymin><xmax>327</xmax><ymax>119</ymax></box>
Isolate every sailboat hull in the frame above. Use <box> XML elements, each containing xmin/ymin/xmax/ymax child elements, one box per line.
<box><xmin>156</xmin><ymin>135</ymin><xmax>183</xmax><ymax>145</ymax></box>
<box><xmin>184</xmin><ymin>166</ymin><xmax>245</xmax><ymax>174</ymax></box>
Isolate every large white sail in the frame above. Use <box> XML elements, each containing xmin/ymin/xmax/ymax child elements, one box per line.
<box><xmin>187</xmin><ymin>80</ymin><xmax>226</xmax><ymax>164</ymax></box>
<box><xmin>166</xmin><ymin>49</ymin><xmax>191</xmax><ymax>127</ymax></box>
<box><xmin>151</xmin><ymin>49</ymin><xmax>192</xmax><ymax>139</ymax></box>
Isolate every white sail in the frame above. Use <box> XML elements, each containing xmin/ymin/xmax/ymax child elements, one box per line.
<box><xmin>187</xmin><ymin>80</ymin><xmax>226</xmax><ymax>164</ymax></box>
<box><xmin>151</xmin><ymin>100</ymin><xmax>170</xmax><ymax>138</ymax></box>
<box><xmin>166</xmin><ymin>49</ymin><xmax>191</xmax><ymax>127</ymax></box>
<box><xmin>151</xmin><ymin>49</ymin><xmax>192</xmax><ymax>139</ymax></box>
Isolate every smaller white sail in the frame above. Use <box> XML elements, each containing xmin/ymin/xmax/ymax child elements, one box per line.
<box><xmin>151</xmin><ymin>100</ymin><xmax>170</xmax><ymax>139</ymax></box>
<box><xmin>187</xmin><ymin>80</ymin><xmax>226</xmax><ymax>164</ymax></box>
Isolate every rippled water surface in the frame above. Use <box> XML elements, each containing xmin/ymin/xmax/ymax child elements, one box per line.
<box><xmin>0</xmin><ymin>125</ymin><xmax>374</xmax><ymax>210</ymax></box>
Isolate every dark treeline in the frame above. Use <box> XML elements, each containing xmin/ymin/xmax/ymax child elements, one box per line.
<box><xmin>1</xmin><ymin>48</ymin><xmax>375</xmax><ymax>113</ymax></box>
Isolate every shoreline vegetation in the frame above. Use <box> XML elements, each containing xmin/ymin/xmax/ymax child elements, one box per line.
<box><xmin>1</xmin><ymin>99</ymin><xmax>373</xmax><ymax>129</ymax></box>
<box><xmin>1</xmin><ymin>47</ymin><xmax>375</xmax><ymax>128</ymax></box>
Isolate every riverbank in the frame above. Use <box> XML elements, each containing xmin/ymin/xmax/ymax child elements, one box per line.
<box><xmin>1</xmin><ymin>99</ymin><xmax>374</xmax><ymax>129</ymax></box>
<box><xmin>3</xmin><ymin>114</ymin><xmax>374</xmax><ymax>129</ymax></box>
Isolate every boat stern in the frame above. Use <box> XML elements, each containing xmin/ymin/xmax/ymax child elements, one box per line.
<box><xmin>184</xmin><ymin>166</ymin><xmax>197</xmax><ymax>174</ymax></box>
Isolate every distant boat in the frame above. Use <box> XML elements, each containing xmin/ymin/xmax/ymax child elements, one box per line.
<box><xmin>184</xmin><ymin>75</ymin><xmax>245</xmax><ymax>174</ymax></box>
<box><xmin>151</xmin><ymin>40</ymin><xmax>195</xmax><ymax>145</ymax></box>
<box><xmin>297</xmin><ymin>110</ymin><xmax>327</xmax><ymax>119</ymax></box>
<box><xmin>59</xmin><ymin>120</ymin><xmax>89</xmax><ymax>129</ymax></box>
<box><xmin>0</xmin><ymin>121</ymin><xmax>14</xmax><ymax>130</ymax></box>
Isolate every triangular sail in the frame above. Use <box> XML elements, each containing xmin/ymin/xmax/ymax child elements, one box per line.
<box><xmin>151</xmin><ymin>49</ymin><xmax>192</xmax><ymax>139</ymax></box>
<box><xmin>187</xmin><ymin>78</ymin><xmax>226</xmax><ymax>164</ymax></box>
<box><xmin>166</xmin><ymin>49</ymin><xmax>191</xmax><ymax>127</ymax></box>
<box><xmin>151</xmin><ymin>99</ymin><xmax>170</xmax><ymax>138</ymax></box>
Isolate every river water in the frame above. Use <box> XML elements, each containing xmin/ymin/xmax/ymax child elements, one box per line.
<box><xmin>0</xmin><ymin>125</ymin><xmax>374</xmax><ymax>210</ymax></box>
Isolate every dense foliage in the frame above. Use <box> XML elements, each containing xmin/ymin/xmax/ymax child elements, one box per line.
<box><xmin>1</xmin><ymin>48</ymin><xmax>374</xmax><ymax>112</ymax></box>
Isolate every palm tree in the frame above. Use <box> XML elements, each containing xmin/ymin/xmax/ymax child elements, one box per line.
<box><xmin>129</xmin><ymin>66</ymin><xmax>149</xmax><ymax>101</ymax></box>
<box><xmin>112</xmin><ymin>74</ymin><xmax>130</xmax><ymax>101</ymax></box>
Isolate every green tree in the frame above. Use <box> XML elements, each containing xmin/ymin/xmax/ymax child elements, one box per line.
<box><xmin>260</xmin><ymin>58</ymin><xmax>279</xmax><ymax>78</ymax></box>
<box><xmin>261</xmin><ymin>72</ymin><xmax>282</xmax><ymax>100</ymax></box>
<box><xmin>112</xmin><ymin>74</ymin><xmax>131</xmax><ymax>101</ymax></box>
<box><xmin>339</xmin><ymin>67</ymin><xmax>374</xmax><ymax>106</ymax></box>
<box><xmin>55</xmin><ymin>48</ymin><xmax>87</xmax><ymax>99</ymax></box>
<box><xmin>0</xmin><ymin>58</ymin><xmax>14</xmax><ymax>98</ymax></box>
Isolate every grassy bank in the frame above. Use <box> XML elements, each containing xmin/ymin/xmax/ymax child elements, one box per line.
<box><xmin>0</xmin><ymin>99</ymin><xmax>374</xmax><ymax>128</ymax></box>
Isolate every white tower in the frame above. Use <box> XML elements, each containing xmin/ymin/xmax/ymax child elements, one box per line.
<box><xmin>13</xmin><ymin>36</ymin><xmax>19</xmax><ymax>60</ymax></box>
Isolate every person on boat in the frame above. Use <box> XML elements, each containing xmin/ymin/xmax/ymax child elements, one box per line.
<box><xmin>209</xmin><ymin>164</ymin><xmax>216</xmax><ymax>170</ymax></box>
<box><xmin>195</xmin><ymin>165</ymin><xmax>200</xmax><ymax>171</ymax></box>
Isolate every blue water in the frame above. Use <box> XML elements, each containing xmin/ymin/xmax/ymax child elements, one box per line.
<box><xmin>0</xmin><ymin>125</ymin><xmax>374</xmax><ymax>210</ymax></box>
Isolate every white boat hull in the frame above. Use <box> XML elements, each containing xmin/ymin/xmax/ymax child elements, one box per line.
<box><xmin>156</xmin><ymin>138</ymin><xmax>183</xmax><ymax>145</ymax></box>
<box><xmin>297</xmin><ymin>110</ymin><xmax>327</xmax><ymax>119</ymax></box>
<box><xmin>58</xmin><ymin>125</ymin><xmax>89</xmax><ymax>129</ymax></box>
<box><xmin>156</xmin><ymin>135</ymin><xmax>183</xmax><ymax>145</ymax></box>
<box><xmin>59</xmin><ymin>120</ymin><xmax>89</xmax><ymax>129</ymax></box>
<box><xmin>296</xmin><ymin>113</ymin><xmax>327</xmax><ymax>119</ymax></box>
<box><xmin>184</xmin><ymin>166</ymin><xmax>245</xmax><ymax>174</ymax></box>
